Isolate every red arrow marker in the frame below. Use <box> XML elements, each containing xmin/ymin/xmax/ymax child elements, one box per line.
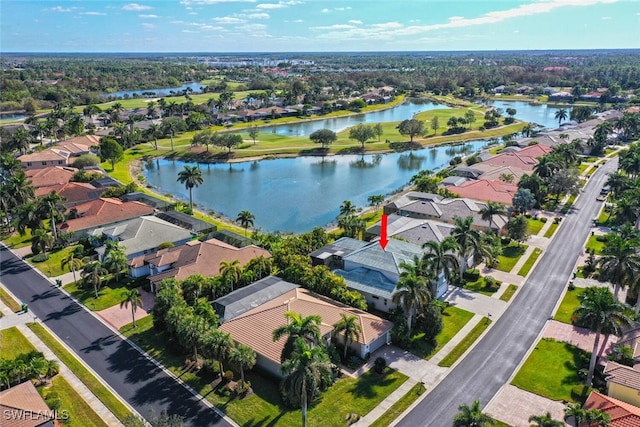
<box><xmin>379</xmin><ymin>214</ymin><xmax>389</xmax><ymax>250</ymax></box>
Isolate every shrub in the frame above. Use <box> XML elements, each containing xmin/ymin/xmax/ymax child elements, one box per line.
<box><xmin>71</xmin><ymin>154</ymin><xmax>100</xmax><ymax>169</ymax></box>
<box><xmin>568</xmin><ymin>281</ymin><xmax>576</xmax><ymax>290</ymax></box>
<box><xmin>595</xmin><ymin>235</ymin><xmax>607</xmax><ymax>242</ymax></box>
<box><xmin>463</xmin><ymin>269</ymin><xmax>480</xmax><ymax>282</ymax></box>
<box><xmin>45</xmin><ymin>392</ymin><xmax>62</xmax><ymax>411</ymax></box>
<box><xmin>484</xmin><ymin>276</ymin><xmax>497</xmax><ymax>288</ymax></box>
<box><xmin>570</xmin><ymin>384</ymin><xmax>592</xmax><ymax>404</ymax></box>
<box><xmin>223</xmin><ymin>370</ymin><xmax>234</xmax><ymax>382</ymax></box>
<box><xmin>32</xmin><ymin>253</ymin><xmax>50</xmax><ymax>262</ymax></box>
<box><xmin>415</xmin><ymin>302</ymin><xmax>444</xmax><ymax>343</ymax></box>
<box><xmin>449</xmin><ymin>156</ymin><xmax>462</xmax><ymax>166</ymax></box>
<box><xmin>347</xmin><ymin>356</ymin><xmax>364</xmax><ymax>369</ymax></box>
<box><xmin>540</xmin><ymin>217</ymin><xmax>547</xmax><ymax>223</ymax></box>
<box><xmin>373</xmin><ymin>357</ymin><xmax>387</xmax><ymax>374</ymax></box>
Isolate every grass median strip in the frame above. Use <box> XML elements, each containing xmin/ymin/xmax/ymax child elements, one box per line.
<box><xmin>370</xmin><ymin>382</ymin><xmax>426</xmax><ymax>427</ymax></box>
<box><xmin>517</xmin><ymin>247</ymin><xmax>542</xmax><ymax>277</ymax></box>
<box><xmin>0</xmin><ymin>286</ymin><xmax>22</xmax><ymax>312</ymax></box>
<box><xmin>27</xmin><ymin>322</ymin><xmax>132</xmax><ymax>423</ymax></box>
<box><xmin>543</xmin><ymin>222</ymin><xmax>559</xmax><ymax>238</ymax></box>
<box><xmin>499</xmin><ymin>284</ymin><xmax>518</xmax><ymax>302</ymax></box>
<box><xmin>437</xmin><ymin>317</ymin><xmax>492</xmax><ymax>367</ymax></box>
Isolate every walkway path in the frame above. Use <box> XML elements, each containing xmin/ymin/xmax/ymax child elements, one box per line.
<box><xmin>485</xmin><ymin>385</ymin><xmax>566</xmax><ymax>427</ymax></box>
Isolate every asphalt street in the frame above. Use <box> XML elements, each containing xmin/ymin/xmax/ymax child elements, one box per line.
<box><xmin>0</xmin><ymin>245</ymin><xmax>231</xmax><ymax>427</ymax></box>
<box><xmin>397</xmin><ymin>157</ymin><xmax>618</xmax><ymax>426</ymax></box>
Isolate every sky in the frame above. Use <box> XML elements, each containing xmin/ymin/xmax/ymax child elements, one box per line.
<box><xmin>1</xmin><ymin>0</ymin><xmax>640</xmax><ymax>53</ymax></box>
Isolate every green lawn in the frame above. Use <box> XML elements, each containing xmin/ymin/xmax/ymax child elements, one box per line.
<box><xmin>0</xmin><ymin>286</ymin><xmax>22</xmax><ymax>312</ymax></box>
<box><xmin>585</xmin><ymin>234</ymin><xmax>605</xmax><ymax>255</ymax></box>
<box><xmin>0</xmin><ymin>326</ymin><xmax>37</xmax><ymax>358</ymax></box>
<box><xmin>27</xmin><ymin>323</ymin><xmax>133</xmax><ymax>423</ymax></box>
<box><xmin>526</xmin><ymin>218</ymin><xmax>545</xmax><ymax>235</ymax></box>
<box><xmin>544</xmin><ymin>222</ymin><xmax>559</xmax><ymax>238</ymax></box>
<box><xmin>411</xmin><ymin>306</ymin><xmax>474</xmax><ymax>360</ymax></box>
<box><xmin>463</xmin><ymin>276</ymin><xmax>502</xmax><ymax>296</ymax></box>
<box><xmin>64</xmin><ymin>279</ymin><xmax>131</xmax><ymax>311</ymax></box>
<box><xmin>438</xmin><ymin>317</ymin><xmax>491</xmax><ymax>367</ymax></box>
<box><xmin>370</xmin><ymin>382</ymin><xmax>426</xmax><ymax>427</ymax></box>
<box><xmin>39</xmin><ymin>376</ymin><xmax>108</xmax><ymax>427</ymax></box>
<box><xmin>1</xmin><ymin>229</ymin><xmax>32</xmax><ymax>248</ymax></box>
<box><xmin>511</xmin><ymin>338</ymin><xmax>587</xmax><ymax>402</ymax></box>
<box><xmin>517</xmin><ymin>248</ymin><xmax>542</xmax><ymax>277</ymax></box>
<box><xmin>560</xmin><ymin>195</ymin><xmax>577</xmax><ymax>214</ymax></box>
<box><xmin>496</xmin><ymin>244</ymin><xmax>527</xmax><ymax>273</ymax></box>
<box><xmin>578</xmin><ymin>163</ymin><xmax>589</xmax><ymax>174</ymax></box>
<box><xmin>553</xmin><ymin>287</ymin><xmax>587</xmax><ymax>324</ymax></box>
<box><xmin>499</xmin><ymin>284</ymin><xmax>519</xmax><ymax>302</ymax></box>
<box><xmin>121</xmin><ymin>316</ymin><xmax>408</xmax><ymax>426</ymax></box>
<box><xmin>27</xmin><ymin>245</ymin><xmax>82</xmax><ymax>278</ymax></box>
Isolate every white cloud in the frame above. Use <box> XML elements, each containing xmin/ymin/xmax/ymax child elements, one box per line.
<box><xmin>248</xmin><ymin>13</ymin><xmax>270</xmax><ymax>19</ymax></box>
<box><xmin>80</xmin><ymin>11</ymin><xmax>106</xmax><ymax>16</ymax></box>
<box><xmin>334</xmin><ymin>6</ymin><xmax>351</xmax><ymax>11</ymax></box>
<box><xmin>141</xmin><ymin>23</ymin><xmax>155</xmax><ymax>29</ymax></box>
<box><xmin>122</xmin><ymin>3</ymin><xmax>152</xmax><ymax>11</ymax></box>
<box><xmin>139</xmin><ymin>14</ymin><xmax>159</xmax><ymax>18</ymax></box>
<box><xmin>257</xmin><ymin>3</ymin><xmax>284</xmax><ymax>9</ymax></box>
<box><xmin>321</xmin><ymin>8</ymin><xmax>329</xmax><ymax>13</ymax></box>
<box><xmin>348</xmin><ymin>19</ymin><xmax>362</xmax><ymax>25</ymax></box>
<box><xmin>601</xmin><ymin>16</ymin><xmax>612</xmax><ymax>19</ymax></box>
<box><xmin>47</xmin><ymin>6</ymin><xmax>75</xmax><ymax>12</ymax></box>
<box><xmin>212</xmin><ymin>16</ymin><xmax>245</xmax><ymax>24</ymax></box>
<box><xmin>180</xmin><ymin>0</ymin><xmax>256</xmax><ymax>4</ymax></box>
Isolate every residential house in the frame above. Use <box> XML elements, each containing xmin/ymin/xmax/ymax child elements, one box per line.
<box><xmin>583</xmin><ymin>390</ymin><xmax>640</xmax><ymax>426</ymax></box>
<box><xmin>0</xmin><ymin>381</ymin><xmax>60</xmax><ymax>427</ymax></box>
<box><xmin>365</xmin><ymin>214</ymin><xmax>455</xmax><ymax>247</ymax></box>
<box><xmin>35</xmin><ymin>181</ymin><xmax>107</xmax><ymax>208</ymax></box>
<box><xmin>18</xmin><ymin>136</ymin><xmax>97</xmax><ymax>170</ymax></box>
<box><xmin>94</xmin><ymin>216</ymin><xmax>194</xmax><ymax>261</ymax></box>
<box><xmin>480</xmin><ymin>144</ymin><xmax>553</xmax><ymax>172</ymax></box>
<box><xmin>603</xmin><ymin>361</ymin><xmax>640</xmax><ymax>407</ymax></box>
<box><xmin>217</xmin><ymin>276</ymin><xmax>393</xmax><ymax>377</ymax></box>
<box><xmin>26</xmin><ymin>166</ymin><xmax>77</xmax><ymax>188</ymax></box>
<box><xmin>310</xmin><ymin>237</ymin><xmax>369</xmax><ymax>268</ymax></box>
<box><xmin>445</xmin><ymin>179</ymin><xmax>518</xmax><ymax>205</ymax></box>
<box><xmin>57</xmin><ymin>197</ymin><xmax>155</xmax><ymax>239</ymax></box>
<box><xmin>128</xmin><ymin>238</ymin><xmax>270</xmax><ymax>290</ymax></box>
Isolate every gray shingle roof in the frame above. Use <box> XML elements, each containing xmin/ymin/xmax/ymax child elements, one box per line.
<box><xmin>310</xmin><ymin>237</ymin><xmax>369</xmax><ymax>261</ymax></box>
<box><xmin>343</xmin><ymin>239</ymin><xmax>423</xmax><ymax>275</ymax></box>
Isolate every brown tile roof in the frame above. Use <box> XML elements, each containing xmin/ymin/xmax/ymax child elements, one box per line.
<box><xmin>605</xmin><ymin>361</ymin><xmax>640</xmax><ymax>391</ymax></box>
<box><xmin>446</xmin><ymin>180</ymin><xmax>518</xmax><ymax>205</ymax></box>
<box><xmin>27</xmin><ymin>166</ymin><xmax>77</xmax><ymax>188</ymax></box>
<box><xmin>219</xmin><ymin>287</ymin><xmax>392</xmax><ymax>365</ymax></box>
<box><xmin>19</xmin><ymin>150</ymin><xmax>68</xmax><ymax>163</ymax></box>
<box><xmin>143</xmin><ymin>238</ymin><xmax>271</xmax><ymax>283</ymax></box>
<box><xmin>35</xmin><ymin>182</ymin><xmax>105</xmax><ymax>205</ymax></box>
<box><xmin>0</xmin><ymin>381</ymin><xmax>57</xmax><ymax>427</ymax></box>
<box><xmin>58</xmin><ymin>198</ymin><xmax>154</xmax><ymax>233</ymax></box>
<box><xmin>58</xmin><ymin>135</ymin><xmax>99</xmax><ymax>150</ymax></box>
<box><xmin>584</xmin><ymin>391</ymin><xmax>640</xmax><ymax>427</ymax></box>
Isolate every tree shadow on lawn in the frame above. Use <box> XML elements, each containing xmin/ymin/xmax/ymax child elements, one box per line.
<box><xmin>560</xmin><ymin>342</ymin><xmax>588</xmax><ymax>388</ymax></box>
<box><xmin>347</xmin><ymin>370</ymin><xmax>396</xmax><ymax>399</ymax></box>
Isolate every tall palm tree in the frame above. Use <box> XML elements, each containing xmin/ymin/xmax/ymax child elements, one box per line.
<box><xmin>605</xmin><ymin>171</ymin><xmax>628</xmax><ymax>198</ymax></box>
<box><xmin>333</xmin><ymin>313</ymin><xmax>362</xmax><ymax>361</ymax></box>
<box><xmin>103</xmin><ymin>243</ymin><xmax>127</xmax><ymax>283</ymax></box>
<box><xmin>280</xmin><ymin>338</ymin><xmax>333</xmax><ymax>427</ymax></box>
<box><xmin>201</xmin><ymin>329</ymin><xmax>233</xmax><ymax>379</ymax></box>
<box><xmin>176</xmin><ymin>165</ymin><xmax>204</xmax><ymax>211</ymax></box>
<box><xmin>338</xmin><ymin>200</ymin><xmax>357</xmax><ymax>217</ymax></box>
<box><xmin>453</xmin><ymin>400</ymin><xmax>494</xmax><ymax>427</ymax></box>
<box><xmin>219</xmin><ymin>259</ymin><xmax>243</xmax><ymax>292</ymax></box>
<box><xmin>81</xmin><ymin>260</ymin><xmax>107</xmax><ymax>298</ymax></box>
<box><xmin>147</xmin><ymin>123</ymin><xmax>161</xmax><ymax>150</ymax></box>
<box><xmin>534</xmin><ymin>155</ymin><xmax>559</xmax><ymax>180</ymax></box>
<box><xmin>177</xmin><ymin>314</ymin><xmax>209</xmax><ymax>363</ymax></box>
<box><xmin>393</xmin><ymin>259</ymin><xmax>431</xmax><ymax>337</ymax></box>
<box><xmin>555</xmin><ymin>108</ymin><xmax>568</xmax><ymax>127</ymax></box>
<box><xmin>564</xmin><ymin>402</ymin><xmax>585</xmax><ymax>427</ymax></box>
<box><xmin>61</xmin><ymin>249</ymin><xmax>84</xmax><ymax>284</ymax></box>
<box><xmin>552</xmin><ymin>143</ymin><xmax>579</xmax><ymax>167</ymax></box>
<box><xmin>574</xmin><ymin>287</ymin><xmax>631</xmax><ymax>386</ymax></box>
<box><xmin>229</xmin><ymin>343</ymin><xmax>256</xmax><ymax>386</ymax></box>
<box><xmin>120</xmin><ymin>288</ymin><xmax>144</xmax><ymax>328</ymax></box>
<box><xmin>451</xmin><ymin>216</ymin><xmax>483</xmax><ymax>277</ymax></box>
<box><xmin>479</xmin><ymin>202</ymin><xmax>506</xmax><ymax>230</ymax></box>
<box><xmin>273</xmin><ymin>311</ymin><xmax>322</xmax><ymax>363</ymax></box>
<box><xmin>30</xmin><ymin>229</ymin><xmax>54</xmax><ymax>255</ymax></box>
<box><xmin>236</xmin><ymin>210</ymin><xmax>255</xmax><ymax>237</ymax></box>
<box><xmin>422</xmin><ymin>237</ymin><xmax>459</xmax><ymax>291</ymax></box>
<box><xmin>38</xmin><ymin>190</ymin><xmax>65</xmax><ymax>241</ymax></box>
<box><xmin>597</xmin><ymin>233</ymin><xmax>640</xmax><ymax>298</ymax></box>
<box><xmin>528</xmin><ymin>412</ymin><xmax>564</xmax><ymax>427</ymax></box>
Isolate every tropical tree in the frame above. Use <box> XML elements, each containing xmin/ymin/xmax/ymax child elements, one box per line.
<box><xmin>574</xmin><ymin>287</ymin><xmax>632</xmax><ymax>386</ymax></box>
<box><xmin>597</xmin><ymin>233</ymin><xmax>640</xmax><ymax>298</ymax></box>
<box><xmin>219</xmin><ymin>259</ymin><xmax>243</xmax><ymax>292</ymax></box>
<box><xmin>61</xmin><ymin>249</ymin><xmax>84</xmax><ymax>283</ymax></box>
<box><xmin>229</xmin><ymin>343</ymin><xmax>256</xmax><ymax>386</ymax></box>
<box><xmin>528</xmin><ymin>412</ymin><xmax>564</xmax><ymax>427</ymax></box>
<box><xmin>248</xmin><ymin>125</ymin><xmax>259</xmax><ymax>144</ymax></box>
<box><xmin>333</xmin><ymin>313</ymin><xmax>362</xmax><ymax>361</ymax></box>
<box><xmin>177</xmin><ymin>314</ymin><xmax>209</xmax><ymax>363</ymax></box>
<box><xmin>453</xmin><ymin>400</ymin><xmax>494</xmax><ymax>427</ymax></box>
<box><xmin>201</xmin><ymin>329</ymin><xmax>233</xmax><ymax>379</ymax></box>
<box><xmin>81</xmin><ymin>260</ymin><xmax>107</xmax><ymax>298</ymax></box>
<box><xmin>451</xmin><ymin>216</ymin><xmax>483</xmax><ymax>277</ymax></box>
<box><xmin>280</xmin><ymin>339</ymin><xmax>333</xmax><ymax>427</ymax></box>
<box><xmin>120</xmin><ymin>288</ymin><xmax>144</xmax><ymax>328</ymax></box>
<box><xmin>236</xmin><ymin>210</ymin><xmax>255</xmax><ymax>237</ymax></box>
<box><xmin>309</xmin><ymin>129</ymin><xmax>337</xmax><ymax>149</ymax></box>
<box><xmin>393</xmin><ymin>258</ymin><xmax>431</xmax><ymax>337</ymax></box>
<box><xmin>103</xmin><ymin>242</ymin><xmax>127</xmax><ymax>283</ymax></box>
<box><xmin>176</xmin><ymin>165</ymin><xmax>204</xmax><ymax>211</ymax></box>
<box><xmin>339</xmin><ymin>200</ymin><xmax>357</xmax><ymax>217</ymax></box>
<box><xmin>348</xmin><ymin>123</ymin><xmax>376</xmax><ymax>150</ymax></box>
<box><xmin>273</xmin><ymin>311</ymin><xmax>322</xmax><ymax>363</ymax></box>
<box><xmin>367</xmin><ymin>194</ymin><xmax>384</xmax><ymax>212</ymax></box>
<box><xmin>38</xmin><ymin>190</ymin><xmax>65</xmax><ymax>241</ymax></box>
<box><xmin>30</xmin><ymin>229</ymin><xmax>54</xmax><ymax>255</ymax></box>
<box><xmin>479</xmin><ymin>202</ymin><xmax>506</xmax><ymax>230</ymax></box>
<box><xmin>98</xmin><ymin>137</ymin><xmax>124</xmax><ymax>170</ymax></box>
<box><xmin>397</xmin><ymin>119</ymin><xmax>425</xmax><ymax>143</ymax></box>
<box><xmin>147</xmin><ymin>123</ymin><xmax>162</xmax><ymax>150</ymax></box>
<box><xmin>555</xmin><ymin>108</ymin><xmax>568</xmax><ymax>127</ymax></box>
<box><xmin>564</xmin><ymin>402</ymin><xmax>611</xmax><ymax>427</ymax></box>
<box><xmin>422</xmin><ymin>237</ymin><xmax>459</xmax><ymax>290</ymax></box>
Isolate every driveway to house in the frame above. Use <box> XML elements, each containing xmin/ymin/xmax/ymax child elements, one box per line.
<box><xmin>396</xmin><ymin>158</ymin><xmax>618</xmax><ymax>426</ymax></box>
<box><xmin>0</xmin><ymin>244</ymin><xmax>232</xmax><ymax>427</ymax></box>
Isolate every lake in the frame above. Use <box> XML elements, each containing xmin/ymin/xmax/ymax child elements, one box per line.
<box><xmin>106</xmin><ymin>82</ymin><xmax>205</xmax><ymax>99</ymax></box>
<box><xmin>144</xmin><ymin>141</ymin><xmax>488</xmax><ymax>233</ymax></box>
<box><xmin>485</xmin><ymin>99</ymin><xmax>571</xmax><ymax>130</ymax></box>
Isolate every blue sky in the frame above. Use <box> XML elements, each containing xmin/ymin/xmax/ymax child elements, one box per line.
<box><xmin>2</xmin><ymin>0</ymin><xmax>639</xmax><ymax>52</ymax></box>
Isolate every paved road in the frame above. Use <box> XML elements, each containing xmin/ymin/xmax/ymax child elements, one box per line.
<box><xmin>0</xmin><ymin>245</ymin><xmax>232</xmax><ymax>427</ymax></box>
<box><xmin>397</xmin><ymin>158</ymin><xmax>617</xmax><ymax>426</ymax></box>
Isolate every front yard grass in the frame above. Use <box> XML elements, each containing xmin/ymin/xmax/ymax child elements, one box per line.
<box><xmin>370</xmin><ymin>382</ymin><xmax>426</xmax><ymax>427</ymax></box>
<box><xmin>585</xmin><ymin>234</ymin><xmax>605</xmax><ymax>255</ymax></box>
<box><xmin>121</xmin><ymin>316</ymin><xmax>408</xmax><ymax>426</ymax></box>
<box><xmin>438</xmin><ymin>317</ymin><xmax>491</xmax><ymax>367</ymax></box>
<box><xmin>411</xmin><ymin>306</ymin><xmax>474</xmax><ymax>360</ymax></box>
<box><xmin>463</xmin><ymin>276</ymin><xmax>501</xmax><ymax>296</ymax></box>
<box><xmin>526</xmin><ymin>218</ymin><xmax>545</xmax><ymax>235</ymax></box>
<box><xmin>1</xmin><ymin>229</ymin><xmax>32</xmax><ymax>249</ymax></box>
<box><xmin>27</xmin><ymin>245</ymin><xmax>82</xmax><ymax>278</ymax></box>
<box><xmin>39</xmin><ymin>376</ymin><xmax>109</xmax><ymax>427</ymax></box>
<box><xmin>517</xmin><ymin>247</ymin><xmax>542</xmax><ymax>277</ymax></box>
<box><xmin>0</xmin><ymin>326</ymin><xmax>37</xmax><ymax>358</ymax></box>
<box><xmin>553</xmin><ymin>287</ymin><xmax>587</xmax><ymax>324</ymax></box>
<box><xmin>496</xmin><ymin>244</ymin><xmax>527</xmax><ymax>273</ymax></box>
<box><xmin>499</xmin><ymin>284</ymin><xmax>518</xmax><ymax>302</ymax></box>
<box><xmin>0</xmin><ymin>286</ymin><xmax>22</xmax><ymax>312</ymax></box>
<box><xmin>560</xmin><ymin>194</ymin><xmax>577</xmax><ymax>214</ymax></box>
<box><xmin>544</xmin><ymin>222</ymin><xmax>559</xmax><ymax>238</ymax></box>
<box><xmin>27</xmin><ymin>322</ymin><xmax>133</xmax><ymax>423</ymax></box>
<box><xmin>511</xmin><ymin>338</ymin><xmax>587</xmax><ymax>402</ymax></box>
<box><xmin>64</xmin><ymin>276</ymin><xmax>141</xmax><ymax>311</ymax></box>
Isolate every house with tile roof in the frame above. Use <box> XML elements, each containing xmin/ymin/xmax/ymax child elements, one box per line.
<box><xmin>365</xmin><ymin>214</ymin><xmax>456</xmax><ymax>247</ymax></box>
<box><xmin>18</xmin><ymin>136</ymin><xmax>97</xmax><ymax>170</ymax></box>
<box><xmin>35</xmin><ymin>182</ymin><xmax>107</xmax><ymax>207</ymax></box>
<box><xmin>584</xmin><ymin>390</ymin><xmax>640</xmax><ymax>426</ymax></box>
<box><xmin>93</xmin><ymin>216</ymin><xmax>195</xmax><ymax>261</ymax></box>
<box><xmin>26</xmin><ymin>166</ymin><xmax>77</xmax><ymax>188</ymax></box>
<box><xmin>446</xmin><ymin>179</ymin><xmax>518</xmax><ymax>205</ymax></box>
<box><xmin>57</xmin><ymin>197</ymin><xmax>155</xmax><ymax>238</ymax></box>
<box><xmin>217</xmin><ymin>276</ymin><xmax>393</xmax><ymax>377</ymax></box>
<box><xmin>604</xmin><ymin>361</ymin><xmax>640</xmax><ymax>407</ymax></box>
<box><xmin>480</xmin><ymin>143</ymin><xmax>553</xmax><ymax>172</ymax></box>
<box><xmin>0</xmin><ymin>381</ymin><xmax>60</xmax><ymax>427</ymax></box>
<box><xmin>128</xmin><ymin>237</ymin><xmax>270</xmax><ymax>290</ymax></box>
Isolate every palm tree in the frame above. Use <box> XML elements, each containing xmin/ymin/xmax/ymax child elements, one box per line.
<box><xmin>555</xmin><ymin>108</ymin><xmax>568</xmax><ymax>127</ymax></box>
<box><xmin>31</xmin><ymin>228</ymin><xmax>54</xmax><ymax>255</ymax></box>
<box><xmin>273</xmin><ymin>311</ymin><xmax>322</xmax><ymax>363</ymax></box>
<box><xmin>219</xmin><ymin>259</ymin><xmax>243</xmax><ymax>292</ymax></box>
<box><xmin>201</xmin><ymin>329</ymin><xmax>233</xmax><ymax>379</ymax></box>
<box><xmin>147</xmin><ymin>123</ymin><xmax>161</xmax><ymax>150</ymax></box>
<box><xmin>162</xmin><ymin>119</ymin><xmax>178</xmax><ymax>150</ymax></box>
<box><xmin>453</xmin><ymin>400</ymin><xmax>494</xmax><ymax>427</ymax></box>
<box><xmin>597</xmin><ymin>233</ymin><xmax>640</xmax><ymax>298</ymax></box>
<box><xmin>479</xmin><ymin>202</ymin><xmax>506</xmax><ymax>230</ymax></box>
<box><xmin>280</xmin><ymin>338</ymin><xmax>333</xmax><ymax>427</ymax></box>
<box><xmin>236</xmin><ymin>210</ymin><xmax>255</xmax><ymax>237</ymax></box>
<box><xmin>564</xmin><ymin>402</ymin><xmax>585</xmax><ymax>427</ymax></box>
<box><xmin>339</xmin><ymin>200</ymin><xmax>357</xmax><ymax>217</ymax></box>
<box><xmin>177</xmin><ymin>314</ymin><xmax>209</xmax><ymax>363</ymax></box>
<box><xmin>61</xmin><ymin>250</ymin><xmax>84</xmax><ymax>284</ymax></box>
<box><xmin>534</xmin><ymin>155</ymin><xmax>559</xmax><ymax>180</ymax></box>
<box><xmin>81</xmin><ymin>260</ymin><xmax>107</xmax><ymax>298</ymax></box>
<box><xmin>422</xmin><ymin>237</ymin><xmax>459</xmax><ymax>291</ymax></box>
<box><xmin>333</xmin><ymin>313</ymin><xmax>362</xmax><ymax>361</ymax></box>
<box><xmin>605</xmin><ymin>171</ymin><xmax>628</xmax><ymax>198</ymax></box>
<box><xmin>574</xmin><ymin>287</ymin><xmax>631</xmax><ymax>386</ymax></box>
<box><xmin>120</xmin><ymin>288</ymin><xmax>144</xmax><ymax>328</ymax></box>
<box><xmin>229</xmin><ymin>343</ymin><xmax>256</xmax><ymax>386</ymax></box>
<box><xmin>103</xmin><ymin>243</ymin><xmax>127</xmax><ymax>283</ymax></box>
<box><xmin>393</xmin><ymin>258</ymin><xmax>431</xmax><ymax>337</ymax></box>
<box><xmin>528</xmin><ymin>412</ymin><xmax>564</xmax><ymax>427</ymax></box>
<box><xmin>38</xmin><ymin>190</ymin><xmax>65</xmax><ymax>241</ymax></box>
<box><xmin>176</xmin><ymin>165</ymin><xmax>204</xmax><ymax>211</ymax></box>
<box><xmin>451</xmin><ymin>216</ymin><xmax>483</xmax><ymax>277</ymax></box>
